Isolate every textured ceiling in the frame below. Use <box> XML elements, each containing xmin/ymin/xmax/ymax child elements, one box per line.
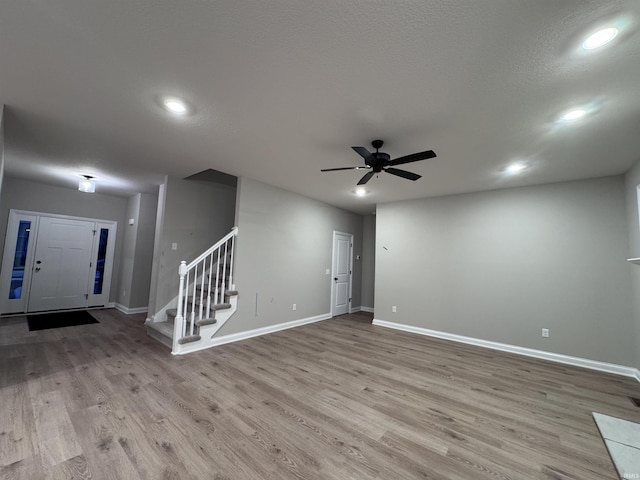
<box><xmin>1</xmin><ymin>1</ymin><xmax>639</xmax><ymax>214</ymax></box>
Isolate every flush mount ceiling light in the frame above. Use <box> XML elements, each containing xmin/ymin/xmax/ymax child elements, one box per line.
<box><xmin>582</xmin><ymin>27</ymin><xmax>618</xmax><ymax>50</ymax></box>
<box><xmin>505</xmin><ymin>162</ymin><xmax>526</xmax><ymax>175</ymax></box>
<box><xmin>78</xmin><ymin>175</ymin><xmax>96</xmax><ymax>193</ymax></box>
<box><xmin>354</xmin><ymin>187</ymin><xmax>367</xmax><ymax>197</ymax></box>
<box><xmin>160</xmin><ymin>95</ymin><xmax>192</xmax><ymax>116</ymax></box>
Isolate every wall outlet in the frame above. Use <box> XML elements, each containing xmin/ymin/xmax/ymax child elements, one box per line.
<box><xmin>392</xmin><ymin>306</ymin><xmax>397</xmax><ymax>313</ymax></box>
<box><xmin>292</xmin><ymin>303</ymin><xmax>297</xmax><ymax>311</ymax></box>
<box><xmin>171</xmin><ymin>242</ymin><xmax>178</xmax><ymax>250</ymax></box>
<box><xmin>542</xmin><ymin>328</ymin><xmax>549</xmax><ymax>338</ymax></box>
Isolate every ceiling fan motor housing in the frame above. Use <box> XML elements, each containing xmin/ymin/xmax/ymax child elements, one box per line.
<box><xmin>366</xmin><ymin>152</ymin><xmax>390</xmax><ymax>171</ymax></box>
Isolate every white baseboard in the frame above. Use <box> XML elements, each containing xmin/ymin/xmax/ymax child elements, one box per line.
<box><xmin>372</xmin><ymin>319</ymin><xmax>640</xmax><ymax>382</ymax></box>
<box><xmin>114</xmin><ymin>303</ymin><xmax>148</xmax><ymax>315</ymax></box>
<box><xmin>174</xmin><ymin>313</ymin><xmax>331</xmax><ymax>354</ymax></box>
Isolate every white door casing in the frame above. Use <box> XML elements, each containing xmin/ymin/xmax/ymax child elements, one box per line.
<box><xmin>331</xmin><ymin>231</ymin><xmax>353</xmax><ymax>317</ymax></box>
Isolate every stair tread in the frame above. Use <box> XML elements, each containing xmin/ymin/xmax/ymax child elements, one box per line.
<box><xmin>191</xmin><ymin>289</ymin><xmax>237</xmax><ymax>298</ymax></box>
<box><xmin>194</xmin><ymin>286</ymin><xmax>232</xmax><ymax>295</ymax></box>
<box><xmin>178</xmin><ymin>334</ymin><xmax>201</xmax><ymax>345</ymax></box>
<box><xmin>195</xmin><ymin>318</ymin><xmax>217</xmax><ymax>327</ymax></box>
<box><xmin>167</xmin><ymin>299</ymin><xmax>234</xmax><ymax>318</ymax></box>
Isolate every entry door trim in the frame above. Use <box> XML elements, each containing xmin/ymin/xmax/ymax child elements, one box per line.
<box><xmin>0</xmin><ymin>209</ymin><xmax>117</xmax><ymax>314</ymax></box>
<box><xmin>330</xmin><ymin>230</ymin><xmax>353</xmax><ymax>317</ymax></box>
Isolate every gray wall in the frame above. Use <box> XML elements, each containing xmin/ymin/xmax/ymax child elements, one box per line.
<box><xmin>0</xmin><ymin>176</ymin><xmax>128</xmax><ymax>303</ymax></box>
<box><xmin>0</xmin><ymin>105</ymin><xmax>4</xmax><ymax>201</ymax></box>
<box><xmin>375</xmin><ymin>176</ymin><xmax>635</xmax><ymax>367</ymax></box>
<box><xmin>149</xmin><ymin>176</ymin><xmax>236</xmax><ymax>316</ymax></box>
<box><xmin>361</xmin><ymin>214</ymin><xmax>375</xmax><ymax>309</ymax></box>
<box><xmin>624</xmin><ymin>160</ymin><xmax>640</xmax><ymax>368</ymax></box>
<box><xmin>218</xmin><ymin>177</ymin><xmax>363</xmax><ymax>336</ymax></box>
<box><xmin>117</xmin><ymin>192</ymin><xmax>158</xmax><ymax>309</ymax></box>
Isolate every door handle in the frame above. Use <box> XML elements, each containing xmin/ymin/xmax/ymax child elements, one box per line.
<box><xmin>35</xmin><ymin>267</ymin><xmax>41</xmax><ymax>272</ymax></box>
<box><xmin>334</xmin><ymin>277</ymin><xmax>338</xmax><ymax>281</ymax></box>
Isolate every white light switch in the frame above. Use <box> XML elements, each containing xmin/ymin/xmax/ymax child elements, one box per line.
<box><xmin>325</xmin><ymin>268</ymin><xmax>330</xmax><ymax>275</ymax></box>
<box><xmin>171</xmin><ymin>242</ymin><xmax>178</xmax><ymax>250</ymax></box>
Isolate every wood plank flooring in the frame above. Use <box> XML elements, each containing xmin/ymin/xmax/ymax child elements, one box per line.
<box><xmin>1</xmin><ymin>309</ymin><xmax>640</xmax><ymax>479</ymax></box>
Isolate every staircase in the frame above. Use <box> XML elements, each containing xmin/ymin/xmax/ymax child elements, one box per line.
<box><xmin>146</xmin><ymin>227</ymin><xmax>239</xmax><ymax>354</ymax></box>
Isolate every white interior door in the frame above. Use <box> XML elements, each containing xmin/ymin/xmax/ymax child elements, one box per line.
<box><xmin>28</xmin><ymin>216</ymin><xmax>95</xmax><ymax>312</ymax></box>
<box><xmin>331</xmin><ymin>231</ymin><xmax>352</xmax><ymax>317</ymax></box>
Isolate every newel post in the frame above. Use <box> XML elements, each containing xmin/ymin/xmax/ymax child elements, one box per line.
<box><xmin>172</xmin><ymin>260</ymin><xmax>188</xmax><ymax>354</ymax></box>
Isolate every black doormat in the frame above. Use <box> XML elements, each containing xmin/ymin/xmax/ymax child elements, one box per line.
<box><xmin>27</xmin><ymin>310</ymin><xmax>99</xmax><ymax>331</ymax></box>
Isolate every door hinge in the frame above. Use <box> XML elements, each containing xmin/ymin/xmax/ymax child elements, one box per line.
<box><xmin>84</xmin><ymin>294</ymin><xmax>89</xmax><ymax>299</ymax></box>
<box><xmin>90</xmin><ymin>261</ymin><xmax>92</xmax><ymax>267</ymax></box>
<box><xmin>93</xmin><ymin>230</ymin><xmax>97</xmax><ymax>235</ymax></box>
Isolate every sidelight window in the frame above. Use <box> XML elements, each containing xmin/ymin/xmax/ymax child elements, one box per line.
<box><xmin>9</xmin><ymin>221</ymin><xmax>31</xmax><ymax>300</ymax></box>
<box><xmin>93</xmin><ymin>228</ymin><xmax>109</xmax><ymax>294</ymax></box>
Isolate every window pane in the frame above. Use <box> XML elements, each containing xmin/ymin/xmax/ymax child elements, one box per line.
<box><xmin>9</xmin><ymin>221</ymin><xmax>31</xmax><ymax>300</ymax></box>
<box><xmin>93</xmin><ymin>228</ymin><xmax>109</xmax><ymax>295</ymax></box>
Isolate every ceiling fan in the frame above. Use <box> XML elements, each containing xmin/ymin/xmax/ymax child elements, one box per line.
<box><xmin>321</xmin><ymin>139</ymin><xmax>437</xmax><ymax>185</ymax></box>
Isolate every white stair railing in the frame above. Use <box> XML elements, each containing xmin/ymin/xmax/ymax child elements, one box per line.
<box><xmin>173</xmin><ymin>227</ymin><xmax>238</xmax><ymax>353</ymax></box>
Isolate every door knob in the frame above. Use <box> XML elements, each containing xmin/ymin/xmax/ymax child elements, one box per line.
<box><xmin>334</xmin><ymin>277</ymin><xmax>338</xmax><ymax>281</ymax></box>
<box><xmin>35</xmin><ymin>267</ymin><xmax>41</xmax><ymax>272</ymax></box>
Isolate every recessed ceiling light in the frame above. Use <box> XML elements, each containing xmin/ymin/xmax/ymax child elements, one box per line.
<box><xmin>354</xmin><ymin>187</ymin><xmax>367</xmax><ymax>197</ymax></box>
<box><xmin>161</xmin><ymin>96</ymin><xmax>191</xmax><ymax>116</ymax></box>
<box><xmin>582</xmin><ymin>27</ymin><xmax>618</xmax><ymax>50</ymax></box>
<box><xmin>561</xmin><ymin>108</ymin><xmax>587</xmax><ymax>122</ymax></box>
<box><xmin>505</xmin><ymin>163</ymin><xmax>526</xmax><ymax>175</ymax></box>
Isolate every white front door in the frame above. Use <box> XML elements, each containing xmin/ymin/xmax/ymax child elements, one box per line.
<box><xmin>28</xmin><ymin>216</ymin><xmax>95</xmax><ymax>312</ymax></box>
<box><xmin>331</xmin><ymin>231</ymin><xmax>352</xmax><ymax>317</ymax></box>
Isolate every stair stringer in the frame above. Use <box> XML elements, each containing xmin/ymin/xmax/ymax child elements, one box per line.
<box><xmin>171</xmin><ymin>293</ymin><xmax>238</xmax><ymax>355</ymax></box>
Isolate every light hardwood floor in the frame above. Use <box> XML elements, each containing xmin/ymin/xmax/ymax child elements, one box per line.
<box><xmin>1</xmin><ymin>309</ymin><xmax>639</xmax><ymax>479</ymax></box>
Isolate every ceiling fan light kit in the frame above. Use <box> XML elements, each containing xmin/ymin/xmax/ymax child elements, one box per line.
<box><xmin>321</xmin><ymin>140</ymin><xmax>437</xmax><ymax>185</ymax></box>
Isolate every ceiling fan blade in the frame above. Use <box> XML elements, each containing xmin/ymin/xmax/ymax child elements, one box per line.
<box><xmin>385</xmin><ymin>167</ymin><xmax>421</xmax><ymax>181</ymax></box>
<box><xmin>352</xmin><ymin>146</ymin><xmax>372</xmax><ymax>159</ymax></box>
<box><xmin>357</xmin><ymin>171</ymin><xmax>376</xmax><ymax>185</ymax></box>
<box><xmin>321</xmin><ymin>166</ymin><xmax>369</xmax><ymax>172</ymax></box>
<box><xmin>388</xmin><ymin>150</ymin><xmax>436</xmax><ymax>166</ymax></box>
